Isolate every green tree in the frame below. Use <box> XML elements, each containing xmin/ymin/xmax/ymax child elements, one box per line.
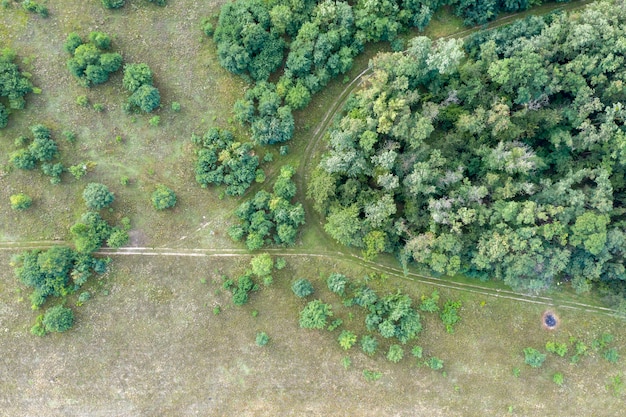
<box><xmin>83</xmin><ymin>183</ymin><xmax>114</xmax><ymax>210</ymax></box>
<box><xmin>151</xmin><ymin>185</ymin><xmax>176</xmax><ymax>210</ymax></box>
<box><xmin>299</xmin><ymin>299</ymin><xmax>333</xmax><ymax>329</ymax></box>
<box><xmin>360</xmin><ymin>334</ymin><xmax>378</xmax><ymax>355</ymax></box>
<box><xmin>42</xmin><ymin>305</ymin><xmax>74</xmax><ymax>333</ymax></box>
<box><xmin>10</xmin><ymin>193</ymin><xmax>32</xmax><ymax>210</ymax></box>
<box><xmin>128</xmin><ymin>84</ymin><xmax>161</xmax><ymax>113</ymax></box>
<box><xmin>291</xmin><ymin>278</ymin><xmax>314</xmax><ymax>298</ymax></box>
<box><xmin>523</xmin><ymin>347</ymin><xmax>546</xmax><ymax>368</ymax></box>
<box><xmin>123</xmin><ymin>63</ymin><xmax>154</xmax><ymax>92</ymax></box>
<box><xmin>256</xmin><ymin>331</ymin><xmax>269</xmax><ymax>346</ymax></box>
<box><xmin>387</xmin><ymin>344</ymin><xmax>404</xmax><ymax>363</ymax></box>
<box><xmin>327</xmin><ymin>272</ymin><xmax>348</xmax><ymax>296</ymax></box>
<box><xmin>338</xmin><ymin>330</ymin><xmax>357</xmax><ymax>350</ymax></box>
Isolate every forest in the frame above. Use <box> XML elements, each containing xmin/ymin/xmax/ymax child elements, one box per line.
<box><xmin>310</xmin><ymin>2</ymin><xmax>626</xmax><ymax>294</ymax></box>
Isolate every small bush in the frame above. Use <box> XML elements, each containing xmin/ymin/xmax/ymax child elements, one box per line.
<box><xmin>151</xmin><ymin>185</ymin><xmax>176</xmax><ymax>210</ymax></box>
<box><xmin>42</xmin><ymin>305</ymin><xmax>74</xmax><ymax>333</ymax></box>
<box><xmin>387</xmin><ymin>344</ymin><xmax>404</xmax><ymax>363</ymax></box>
<box><xmin>425</xmin><ymin>357</ymin><xmax>444</xmax><ymax>370</ymax></box>
<box><xmin>420</xmin><ymin>290</ymin><xmax>440</xmax><ymax>313</ymax></box>
<box><xmin>546</xmin><ymin>341</ymin><xmax>568</xmax><ymax>357</ymax></box>
<box><xmin>360</xmin><ymin>335</ymin><xmax>378</xmax><ymax>355</ymax></box>
<box><xmin>279</xmin><ymin>145</ymin><xmax>289</xmax><ymax>156</ymax></box>
<box><xmin>553</xmin><ymin>372</ymin><xmax>564</xmax><ymax>386</ymax></box>
<box><xmin>171</xmin><ymin>101</ymin><xmax>181</xmax><ymax>112</ymax></box>
<box><xmin>327</xmin><ymin>319</ymin><xmax>342</xmax><ymax>331</ymax></box>
<box><xmin>256</xmin><ymin>332</ymin><xmax>269</xmax><ymax>346</ymax></box>
<box><xmin>83</xmin><ymin>182</ymin><xmax>114</xmax><ymax>209</ymax></box>
<box><xmin>604</xmin><ymin>348</ymin><xmax>620</xmax><ymax>364</ymax></box>
<box><xmin>411</xmin><ymin>345</ymin><xmax>423</xmax><ymax>359</ymax></box>
<box><xmin>275</xmin><ymin>257</ymin><xmax>287</xmax><ymax>270</ymax></box>
<box><xmin>291</xmin><ymin>278</ymin><xmax>314</xmax><ymax>298</ymax></box>
<box><xmin>440</xmin><ymin>300</ymin><xmax>462</xmax><ymax>333</ymax></box>
<box><xmin>523</xmin><ymin>347</ymin><xmax>546</xmax><ymax>368</ymax></box>
<box><xmin>299</xmin><ymin>299</ymin><xmax>332</xmax><ymax>329</ymax></box>
<box><xmin>338</xmin><ymin>330</ymin><xmax>357</xmax><ymax>350</ymax></box>
<box><xmin>149</xmin><ymin>115</ymin><xmax>160</xmax><ymax>127</ymax></box>
<box><xmin>327</xmin><ymin>273</ymin><xmax>348</xmax><ymax>296</ymax></box>
<box><xmin>341</xmin><ymin>356</ymin><xmax>351</xmax><ymax>369</ymax></box>
<box><xmin>76</xmin><ymin>95</ymin><xmax>89</xmax><ymax>107</ymax></box>
<box><xmin>22</xmin><ymin>0</ymin><xmax>48</xmax><ymax>17</ymax></box>
<box><xmin>101</xmin><ymin>0</ymin><xmax>125</xmax><ymax>9</ymax></box>
<box><xmin>363</xmin><ymin>370</ymin><xmax>382</xmax><ymax>382</ymax></box>
<box><xmin>10</xmin><ymin>193</ymin><xmax>32</xmax><ymax>210</ymax></box>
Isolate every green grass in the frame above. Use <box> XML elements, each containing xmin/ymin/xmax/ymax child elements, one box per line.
<box><xmin>2</xmin><ymin>0</ymin><xmax>624</xmax><ymax>415</ymax></box>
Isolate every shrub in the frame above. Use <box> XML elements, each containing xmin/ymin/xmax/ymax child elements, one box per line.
<box><xmin>10</xmin><ymin>149</ymin><xmax>36</xmax><ymax>170</ymax></box>
<box><xmin>546</xmin><ymin>341</ymin><xmax>568</xmax><ymax>357</ymax></box>
<box><xmin>360</xmin><ymin>335</ymin><xmax>378</xmax><ymax>355</ymax></box>
<box><xmin>327</xmin><ymin>273</ymin><xmax>348</xmax><ymax>296</ymax></box>
<box><xmin>604</xmin><ymin>348</ymin><xmax>620</xmax><ymax>364</ymax></box>
<box><xmin>419</xmin><ymin>290</ymin><xmax>440</xmax><ymax>312</ymax></box>
<box><xmin>123</xmin><ymin>63</ymin><xmax>153</xmax><ymax>92</ymax></box>
<box><xmin>42</xmin><ymin>163</ymin><xmax>64</xmax><ymax>184</ymax></box>
<box><xmin>275</xmin><ymin>257</ymin><xmax>287</xmax><ymax>270</ymax></box>
<box><xmin>65</xmin><ymin>32</ymin><xmax>122</xmax><ymax>87</ymax></box>
<box><xmin>128</xmin><ymin>84</ymin><xmax>161</xmax><ymax>113</ymax></box>
<box><xmin>76</xmin><ymin>95</ymin><xmax>89</xmax><ymax>107</ymax></box>
<box><xmin>327</xmin><ymin>319</ymin><xmax>342</xmax><ymax>331</ymax></box>
<box><xmin>149</xmin><ymin>115</ymin><xmax>160</xmax><ymax>127</ymax></box>
<box><xmin>42</xmin><ymin>305</ymin><xmax>74</xmax><ymax>333</ymax></box>
<box><xmin>341</xmin><ymin>356</ymin><xmax>351</xmax><ymax>369</ymax></box>
<box><xmin>338</xmin><ymin>330</ymin><xmax>357</xmax><ymax>350</ymax></box>
<box><xmin>101</xmin><ymin>0</ymin><xmax>125</xmax><ymax>9</ymax></box>
<box><xmin>22</xmin><ymin>0</ymin><xmax>48</xmax><ymax>17</ymax></box>
<box><xmin>363</xmin><ymin>370</ymin><xmax>382</xmax><ymax>382</ymax></box>
<box><xmin>107</xmin><ymin>228</ymin><xmax>129</xmax><ymax>248</ymax></box>
<box><xmin>256</xmin><ymin>332</ymin><xmax>269</xmax><ymax>346</ymax></box>
<box><xmin>292</xmin><ymin>278</ymin><xmax>314</xmax><ymax>298</ymax></box>
<box><xmin>0</xmin><ymin>103</ymin><xmax>8</xmax><ymax>128</ymax></box>
<box><xmin>171</xmin><ymin>101</ymin><xmax>181</xmax><ymax>112</ymax></box>
<box><xmin>440</xmin><ymin>300</ymin><xmax>462</xmax><ymax>333</ymax></box>
<box><xmin>425</xmin><ymin>357</ymin><xmax>444</xmax><ymax>370</ymax></box>
<box><xmin>523</xmin><ymin>347</ymin><xmax>546</xmax><ymax>368</ymax></box>
<box><xmin>553</xmin><ymin>372</ymin><xmax>564</xmax><ymax>386</ymax></box>
<box><xmin>387</xmin><ymin>344</ymin><xmax>404</xmax><ymax>363</ymax></box>
<box><xmin>10</xmin><ymin>193</ymin><xmax>32</xmax><ymax>210</ymax></box>
<box><xmin>83</xmin><ymin>182</ymin><xmax>114</xmax><ymax>209</ymax></box>
<box><xmin>151</xmin><ymin>185</ymin><xmax>176</xmax><ymax>210</ymax></box>
<box><xmin>230</xmin><ymin>274</ymin><xmax>257</xmax><ymax>306</ymax></box>
<box><xmin>411</xmin><ymin>345</ymin><xmax>423</xmax><ymax>359</ymax></box>
<box><xmin>299</xmin><ymin>300</ymin><xmax>333</xmax><ymax>329</ymax></box>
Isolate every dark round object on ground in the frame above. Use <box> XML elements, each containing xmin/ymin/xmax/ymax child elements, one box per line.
<box><xmin>544</xmin><ymin>314</ymin><xmax>557</xmax><ymax>328</ymax></box>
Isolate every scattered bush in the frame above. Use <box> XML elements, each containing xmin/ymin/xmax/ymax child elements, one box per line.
<box><xmin>411</xmin><ymin>345</ymin><xmax>423</xmax><ymax>359</ymax></box>
<box><xmin>21</xmin><ymin>0</ymin><xmax>48</xmax><ymax>17</ymax></box>
<box><xmin>299</xmin><ymin>299</ymin><xmax>333</xmax><ymax>329</ymax></box>
<box><xmin>327</xmin><ymin>273</ymin><xmax>347</xmax><ymax>296</ymax></box>
<box><xmin>553</xmin><ymin>372</ymin><xmax>564</xmax><ymax>386</ymax></box>
<box><xmin>151</xmin><ymin>185</ymin><xmax>176</xmax><ymax>210</ymax></box>
<box><xmin>256</xmin><ymin>332</ymin><xmax>269</xmax><ymax>346</ymax></box>
<box><xmin>224</xmin><ymin>273</ymin><xmax>258</xmax><ymax>306</ymax></box>
<box><xmin>338</xmin><ymin>330</ymin><xmax>357</xmax><ymax>350</ymax></box>
<box><xmin>171</xmin><ymin>101</ymin><xmax>181</xmax><ymax>112</ymax></box>
<box><xmin>546</xmin><ymin>341</ymin><xmax>568</xmax><ymax>357</ymax></box>
<box><xmin>65</xmin><ymin>32</ymin><xmax>122</xmax><ymax>87</ymax></box>
<box><xmin>523</xmin><ymin>347</ymin><xmax>546</xmax><ymax>368</ymax></box>
<box><xmin>101</xmin><ymin>0</ymin><xmax>125</xmax><ymax>9</ymax></box>
<box><xmin>363</xmin><ymin>370</ymin><xmax>382</xmax><ymax>382</ymax></box>
<box><xmin>291</xmin><ymin>278</ymin><xmax>314</xmax><ymax>298</ymax></box>
<box><xmin>419</xmin><ymin>290</ymin><xmax>440</xmax><ymax>313</ymax></box>
<box><xmin>425</xmin><ymin>357</ymin><xmax>444</xmax><ymax>370</ymax></box>
<box><xmin>387</xmin><ymin>344</ymin><xmax>404</xmax><ymax>363</ymax></box>
<box><xmin>123</xmin><ymin>63</ymin><xmax>161</xmax><ymax>113</ymax></box>
<box><xmin>76</xmin><ymin>95</ymin><xmax>89</xmax><ymax>107</ymax></box>
<box><xmin>83</xmin><ymin>182</ymin><xmax>114</xmax><ymax>210</ymax></box>
<box><xmin>440</xmin><ymin>300</ymin><xmax>462</xmax><ymax>333</ymax></box>
<box><xmin>360</xmin><ymin>334</ymin><xmax>378</xmax><ymax>355</ymax></box>
<box><xmin>604</xmin><ymin>348</ymin><xmax>620</xmax><ymax>364</ymax></box>
<box><xmin>42</xmin><ymin>305</ymin><xmax>75</xmax><ymax>333</ymax></box>
<box><xmin>10</xmin><ymin>193</ymin><xmax>32</xmax><ymax>211</ymax></box>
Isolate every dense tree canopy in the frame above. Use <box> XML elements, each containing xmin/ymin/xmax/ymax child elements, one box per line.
<box><xmin>310</xmin><ymin>2</ymin><xmax>626</xmax><ymax>293</ymax></box>
<box><xmin>229</xmin><ymin>165</ymin><xmax>305</xmax><ymax>249</ymax></box>
<box><xmin>193</xmin><ymin>127</ymin><xmax>260</xmax><ymax>195</ymax></box>
<box><xmin>65</xmin><ymin>32</ymin><xmax>122</xmax><ymax>87</ymax></box>
<box><xmin>0</xmin><ymin>48</ymin><xmax>34</xmax><ymax>128</ymax></box>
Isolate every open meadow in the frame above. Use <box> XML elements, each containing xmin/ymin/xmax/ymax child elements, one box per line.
<box><xmin>1</xmin><ymin>0</ymin><xmax>625</xmax><ymax>416</ymax></box>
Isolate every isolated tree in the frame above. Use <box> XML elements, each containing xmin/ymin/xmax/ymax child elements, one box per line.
<box><xmin>128</xmin><ymin>84</ymin><xmax>161</xmax><ymax>113</ymax></box>
<box><xmin>291</xmin><ymin>278</ymin><xmax>314</xmax><ymax>298</ymax></box>
<box><xmin>83</xmin><ymin>183</ymin><xmax>114</xmax><ymax>210</ymax></box>
<box><xmin>42</xmin><ymin>305</ymin><xmax>75</xmax><ymax>333</ymax></box>
<box><xmin>360</xmin><ymin>334</ymin><xmax>378</xmax><ymax>355</ymax></box>
<box><xmin>299</xmin><ymin>299</ymin><xmax>333</xmax><ymax>329</ymax></box>
<box><xmin>10</xmin><ymin>193</ymin><xmax>32</xmax><ymax>211</ymax></box>
<box><xmin>151</xmin><ymin>185</ymin><xmax>176</xmax><ymax>210</ymax></box>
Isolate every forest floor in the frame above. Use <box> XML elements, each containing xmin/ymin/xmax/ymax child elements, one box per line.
<box><xmin>1</xmin><ymin>0</ymin><xmax>624</xmax><ymax>416</ymax></box>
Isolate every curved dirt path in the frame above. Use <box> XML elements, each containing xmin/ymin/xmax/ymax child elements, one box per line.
<box><xmin>3</xmin><ymin>0</ymin><xmax>617</xmax><ymax>320</ymax></box>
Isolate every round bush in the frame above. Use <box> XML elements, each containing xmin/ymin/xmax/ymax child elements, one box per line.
<box><xmin>10</xmin><ymin>193</ymin><xmax>32</xmax><ymax>210</ymax></box>
<box><xmin>151</xmin><ymin>185</ymin><xmax>176</xmax><ymax>210</ymax></box>
<box><xmin>42</xmin><ymin>305</ymin><xmax>74</xmax><ymax>333</ymax></box>
<box><xmin>83</xmin><ymin>182</ymin><xmax>114</xmax><ymax>209</ymax></box>
<box><xmin>291</xmin><ymin>278</ymin><xmax>314</xmax><ymax>298</ymax></box>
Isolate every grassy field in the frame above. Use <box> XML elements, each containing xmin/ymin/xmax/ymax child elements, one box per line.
<box><xmin>1</xmin><ymin>252</ymin><xmax>625</xmax><ymax>416</ymax></box>
<box><xmin>1</xmin><ymin>0</ymin><xmax>625</xmax><ymax>416</ymax></box>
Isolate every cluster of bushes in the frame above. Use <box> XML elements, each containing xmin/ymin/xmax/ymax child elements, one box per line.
<box><xmin>9</xmin><ymin>124</ymin><xmax>65</xmax><ymax>184</ymax></box>
<box><xmin>311</xmin><ymin>3</ymin><xmax>626</xmax><ymax>293</ymax></box>
<box><xmin>223</xmin><ymin>254</ymin><xmax>286</xmax><ymax>305</ymax></box>
<box><xmin>122</xmin><ymin>63</ymin><xmax>161</xmax><ymax>113</ymax></box>
<box><xmin>0</xmin><ymin>48</ymin><xmax>34</xmax><ymax>128</ymax></box>
<box><xmin>101</xmin><ymin>0</ymin><xmax>166</xmax><ymax>9</ymax></box>
<box><xmin>193</xmin><ymin>127</ymin><xmax>261</xmax><ymax>196</ymax></box>
<box><xmin>21</xmin><ymin>0</ymin><xmax>48</xmax><ymax>17</ymax></box>
<box><xmin>65</xmin><ymin>31</ymin><xmax>123</xmax><ymax>87</ymax></box>
<box><xmin>520</xmin><ymin>332</ymin><xmax>620</xmax><ymax>384</ymax></box>
<box><xmin>228</xmin><ymin>165</ymin><xmax>305</xmax><ymax>250</ymax></box>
